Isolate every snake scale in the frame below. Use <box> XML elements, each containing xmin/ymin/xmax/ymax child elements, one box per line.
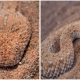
<box><xmin>41</xmin><ymin>20</ymin><xmax>80</xmax><ymax>79</ymax></box>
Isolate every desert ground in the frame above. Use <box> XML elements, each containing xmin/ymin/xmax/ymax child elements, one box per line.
<box><xmin>41</xmin><ymin>1</ymin><xmax>80</xmax><ymax>79</ymax></box>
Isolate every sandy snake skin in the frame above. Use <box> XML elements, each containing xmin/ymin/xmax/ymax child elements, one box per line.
<box><xmin>41</xmin><ymin>21</ymin><xmax>80</xmax><ymax>78</ymax></box>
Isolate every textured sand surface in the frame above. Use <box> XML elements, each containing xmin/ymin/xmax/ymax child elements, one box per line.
<box><xmin>0</xmin><ymin>1</ymin><xmax>39</xmax><ymax>79</ymax></box>
<box><xmin>41</xmin><ymin>1</ymin><xmax>80</xmax><ymax>41</ymax></box>
<box><xmin>41</xmin><ymin>1</ymin><xmax>80</xmax><ymax>79</ymax></box>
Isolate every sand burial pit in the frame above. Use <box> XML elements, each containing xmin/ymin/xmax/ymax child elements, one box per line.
<box><xmin>0</xmin><ymin>2</ymin><xmax>39</xmax><ymax>79</ymax></box>
<box><xmin>41</xmin><ymin>20</ymin><xmax>80</xmax><ymax>79</ymax></box>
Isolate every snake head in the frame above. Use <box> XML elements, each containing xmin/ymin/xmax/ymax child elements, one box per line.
<box><xmin>0</xmin><ymin>10</ymin><xmax>31</xmax><ymax>67</ymax></box>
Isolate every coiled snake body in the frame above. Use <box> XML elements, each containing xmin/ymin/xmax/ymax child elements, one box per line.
<box><xmin>41</xmin><ymin>21</ymin><xmax>80</xmax><ymax>78</ymax></box>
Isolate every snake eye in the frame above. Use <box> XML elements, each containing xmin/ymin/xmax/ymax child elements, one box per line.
<box><xmin>49</xmin><ymin>39</ymin><xmax>60</xmax><ymax>53</ymax></box>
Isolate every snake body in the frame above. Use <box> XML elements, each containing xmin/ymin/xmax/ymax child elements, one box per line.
<box><xmin>41</xmin><ymin>21</ymin><xmax>80</xmax><ymax>78</ymax></box>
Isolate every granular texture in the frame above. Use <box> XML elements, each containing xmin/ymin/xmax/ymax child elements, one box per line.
<box><xmin>0</xmin><ymin>1</ymin><xmax>39</xmax><ymax>79</ymax></box>
<box><xmin>41</xmin><ymin>2</ymin><xmax>80</xmax><ymax>79</ymax></box>
<box><xmin>41</xmin><ymin>21</ymin><xmax>80</xmax><ymax>79</ymax></box>
<box><xmin>0</xmin><ymin>9</ymin><xmax>31</xmax><ymax>67</ymax></box>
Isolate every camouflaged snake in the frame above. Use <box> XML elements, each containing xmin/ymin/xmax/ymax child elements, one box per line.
<box><xmin>42</xmin><ymin>21</ymin><xmax>80</xmax><ymax>78</ymax></box>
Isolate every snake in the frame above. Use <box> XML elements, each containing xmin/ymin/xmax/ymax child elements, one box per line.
<box><xmin>0</xmin><ymin>2</ymin><xmax>39</xmax><ymax>79</ymax></box>
<box><xmin>0</xmin><ymin>9</ymin><xmax>31</xmax><ymax>67</ymax></box>
<box><xmin>41</xmin><ymin>20</ymin><xmax>80</xmax><ymax>79</ymax></box>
